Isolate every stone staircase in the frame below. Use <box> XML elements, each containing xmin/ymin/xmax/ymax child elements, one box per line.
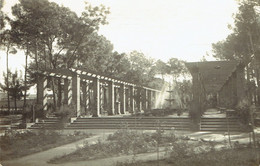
<box><xmin>28</xmin><ymin>117</ymin><xmax>61</xmax><ymax>129</ymax></box>
<box><xmin>27</xmin><ymin>116</ymin><xmax>245</xmax><ymax>132</ymax></box>
<box><xmin>200</xmin><ymin>117</ymin><xmax>243</xmax><ymax>132</ymax></box>
<box><xmin>0</xmin><ymin>115</ymin><xmax>23</xmax><ymax>130</ymax></box>
<box><xmin>66</xmin><ymin>117</ymin><xmax>192</xmax><ymax>130</ymax></box>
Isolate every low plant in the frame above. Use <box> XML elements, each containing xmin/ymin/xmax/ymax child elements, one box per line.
<box><xmin>235</xmin><ymin>99</ymin><xmax>250</xmax><ymax>126</ymax></box>
<box><xmin>0</xmin><ymin>130</ymin><xmax>90</xmax><ymax>160</ymax></box>
<box><xmin>49</xmin><ymin>129</ymin><xmax>159</xmax><ymax>164</ymax></box>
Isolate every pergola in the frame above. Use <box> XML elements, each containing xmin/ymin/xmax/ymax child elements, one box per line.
<box><xmin>37</xmin><ymin>68</ymin><xmax>161</xmax><ymax>117</ymax></box>
<box><xmin>186</xmin><ymin>61</ymin><xmax>246</xmax><ymax>128</ymax></box>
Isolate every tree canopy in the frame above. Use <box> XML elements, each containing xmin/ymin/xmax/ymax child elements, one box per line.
<box><xmin>1</xmin><ymin>0</ymin><xmax>190</xmax><ymax>92</ymax></box>
<box><xmin>211</xmin><ymin>0</ymin><xmax>260</xmax><ymax>105</ymax></box>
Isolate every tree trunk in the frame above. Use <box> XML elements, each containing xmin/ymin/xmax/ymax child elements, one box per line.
<box><xmin>23</xmin><ymin>47</ymin><xmax>28</xmax><ymax>108</ymax></box>
<box><xmin>35</xmin><ymin>42</ymin><xmax>41</xmax><ymax>104</ymax></box>
<box><xmin>6</xmin><ymin>44</ymin><xmax>10</xmax><ymax>112</ymax></box>
<box><xmin>256</xmin><ymin>69</ymin><xmax>260</xmax><ymax>106</ymax></box>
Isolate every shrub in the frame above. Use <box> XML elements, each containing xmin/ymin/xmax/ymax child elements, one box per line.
<box><xmin>235</xmin><ymin>99</ymin><xmax>251</xmax><ymax>127</ymax></box>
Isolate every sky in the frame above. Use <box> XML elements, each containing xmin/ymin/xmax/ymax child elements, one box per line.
<box><xmin>0</xmin><ymin>0</ymin><xmax>238</xmax><ymax>82</ymax></box>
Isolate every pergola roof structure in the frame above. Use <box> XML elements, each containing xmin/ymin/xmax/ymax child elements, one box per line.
<box><xmin>37</xmin><ymin>67</ymin><xmax>161</xmax><ymax>117</ymax></box>
<box><xmin>43</xmin><ymin>67</ymin><xmax>160</xmax><ymax>92</ymax></box>
<box><xmin>186</xmin><ymin>61</ymin><xmax>239</xmax><ymax>93</ymax></box>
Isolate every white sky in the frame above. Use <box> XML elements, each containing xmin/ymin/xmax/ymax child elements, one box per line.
<box><xmin>0</xmin><ymin>0</ymin><xmax>238</xmax><ymax>82</ymax></box>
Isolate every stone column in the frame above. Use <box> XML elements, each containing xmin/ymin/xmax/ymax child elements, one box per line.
<box><xmin>120</xmin><ymin>83</ymin><xmax>126</xmax><ymax>114</ymax></box>
<box><xmin>38</xmin><ymin>75</ymin><xmax>48</xmax><ymax>111</ymax></box>
<box><xmin>125</xmin><ymin>88</ymin><xmax>129</xmax><ymax>113</ymax></box>
<box><xmin>151</xmin><ymin>91</ymin><xmax>156</xmax><ymax>109</ymax></box>
<box><xmin>92</xmin><ymin>77</ymin><xmax>100</xmax><ymax>117</ymax></box>
<box><xmin>72</xmin><ymin>75</ymin><xmax>80</xmax><ymax>117</ymax></box>
<box><xmin>108</xmin><ymin>80</ymin><xmax>115</xmax><ymax>115</ymax></box>
<box><xmin>64</xmin><ymin>78</ymin><xmax>72</xmax><ymax>105</ymax></box>
<box><xmin>147</xmin><ymin>90</ymin><xmax>152</xmax><ymax>110</ymax></box>
<box><xmin>136</xmin><ymin>87</ymin><xmax>141</xmax><ymax>112</ymax></box>
<box><xmin>82</xmin><ymin>81</ymin><xmax>88</xmax><ymax>115</ymax></box>
<box><xmin>57</xmin><ymin>78</ymin><xmax>62</xmax><ymax>108</ymax></box>
<box><xmin>129</xmin><ymin>86</ymin><xmax>135</xmax><ymax>113</ymax></box>
<box><xmin>155</xmin><ymin>91</ymin><xmax>160</xmax><ymax>108</ymax></box>
<box><xmin>86</xmin><ymin>83</ymin><xmax>90</xmax><ymax>113</ymax></box>
<box><xmin>142</xmin><ymin>88</ymin><xmax>147</xmax><ymax>111</ymax></box>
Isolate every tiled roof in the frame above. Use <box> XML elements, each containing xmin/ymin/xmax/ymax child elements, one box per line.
<box><xmin>186</xmin><ymin>61</ymin><xmax>239</xmax><ymax>93</ymax></box>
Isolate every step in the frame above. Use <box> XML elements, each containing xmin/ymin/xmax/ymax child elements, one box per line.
<box><xmin>65</xmin><ymin>126</ymin><xmax>190</xmax><ymax>130</ymax></box>
<box><xmin>200</xmin><ymin>128</ymin><xmax>242</xmax><ymax>131</ymax></box>
<box><xmin>67</xmin><ymin>124</ymin><xmax>190</xmax><ymax>127</ymax></box>
<box><xmin>71</xmin><ymin>121</ymin><xmax>191</xmax><ymax>124</ymax></box>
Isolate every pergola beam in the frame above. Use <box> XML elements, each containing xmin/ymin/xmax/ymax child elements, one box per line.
<box><xmin>38</xmin><ymin>68</ymin><xmax>160</xmax><ymax>117</ymax></box>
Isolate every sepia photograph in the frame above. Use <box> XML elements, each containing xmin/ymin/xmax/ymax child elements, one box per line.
<box><xmin>0</xmin><ymin>0</ymin><xmax>260</xmax><ymax>165</ymax></box>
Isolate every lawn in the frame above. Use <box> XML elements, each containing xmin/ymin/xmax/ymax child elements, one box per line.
<box><xmin>0</xmin><ymin>130</ymin><xmax>91</xmax><ymax>160</ymax></box>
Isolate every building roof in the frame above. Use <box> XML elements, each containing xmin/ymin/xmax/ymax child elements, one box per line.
<box><xmin>185</xmin><ymin>61</ymin><xmax>239</xmax><ymax>93</ymax></box>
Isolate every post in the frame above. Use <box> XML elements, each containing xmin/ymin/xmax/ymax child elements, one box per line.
<box><xmin>72</xmin><ymin>75</ymin><xmax>80</xmax><ymax>117</ymax></box>
<box><xmin>148</xmin><ymin>90</ymin><xmax>152</xmax><ymax>110</ymax></box>
<box><xmin>93</xmin><ymin>77</ymin><xmax>100</xmax><ymax>117</ymax></box>
<box><xmin>120</xmin><ymin>83</ymin><xmax>126</xmax><ymax>114</ymax></box>
<box><xmin>64</xmin><ymin>78</ymin><xmax>72</xmax><ymax>105</ymax></box>
<box><xmin>82</xmin><ymin>81</ymin><xmax>88</xmax><ymax>115</ymax></box>
<box><xmin>142</xmin><ymin>88</ymin><xmax>147</xmax><ymax>111</ymax></box>
<box><xmin>152</xmin><ymin>91</ymin><xmax>156</xmax><ymax>109</ymax></box>
<box><xmin>129</xmin><ymin>86</ymin><xmax>135</xmax><ymax>113</ymax></box>
<box><xmin>38</xmin><ymin>75</ymin><xmax>48</xmax><ymax>111</ymax></box>
<box><xmin>57</xmin><ymin>78</ymin><xmax>62</xmax><ymax>108</ymax></box>
<box><xmin>136</xmin><ymin>87</ymin><xmax>141</xmax><ymax>112</ymax></box>
<box><xmin>108</xmin><ymin>80</ymin><xmax>115</xmax><ymax>115</ymax></box>
<box><xmin>125</xmin><ymin>88</ymin><xmax>129</xmax><ymax>113</ymax></box>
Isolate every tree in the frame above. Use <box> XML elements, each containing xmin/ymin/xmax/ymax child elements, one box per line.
<box><xmin>154</xmin><ymin>60</ymin><xmax>169</xmax><ymax>80</ymax></box>
<box><xmin>105</xmin><ymin>51</ymin><xmax>131</xmax><ymax>77</ymax></box>
<box><xmin>167</xmin><ymin>58</ymin><xmax>188</xmax><ymax>80</ymax></box>
<box><xmin>124</xmin><ymin>51</ymin><xmax>155</xmax><ymax>86</ymax></box>
<box><xmin>0</xmin><ymin>0</ymin><xmax>4</xmax><ymax>30</ymax></box>
<box><xmin>79</xmin><ymin>34</ymin><xmax>114</xmax><ymax>73</ymax></box>
<box><xmin>10</xmin><ymin>0</ymin><xmax>109</xmax><ymax>110</ymax></box>
<box><xmin>0</xmin><ymin>70</ymin><xmax>29</xmax><ymax>111</ymax></box>
<box><xmin>211</xmin><ymin>0</ymin><xmax>260</xmax><ymax>105</ymax></box>
<box><xmin>0</xmin><ymin>30</ymin><xmax>17</xmax><ymax>111</ymax></box>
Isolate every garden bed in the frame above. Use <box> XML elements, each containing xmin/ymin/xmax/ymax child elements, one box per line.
<box><xmin>0</xmin><ymin>130</ymin><xmax>91</xmax><ymax>160</ymax></box>
<box><xmin>116</xmin><ymin>148</ymin><xmax>260</xmax><ymax>166</ymax></box>
<box><xmin>48</xmin><ymin>128</ymin><xmax>222</xmax><ymax>164</ymax></box>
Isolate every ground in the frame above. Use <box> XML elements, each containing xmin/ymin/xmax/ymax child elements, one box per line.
<box><xmin>1</xmin><ymin>109</ymin><xmax>259</xmax><ymax>166</ymax></box>
<box><xmin>1</xmin><ymin>128</ymin><xmax>258</xmax><ymax>166</ymax></box>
